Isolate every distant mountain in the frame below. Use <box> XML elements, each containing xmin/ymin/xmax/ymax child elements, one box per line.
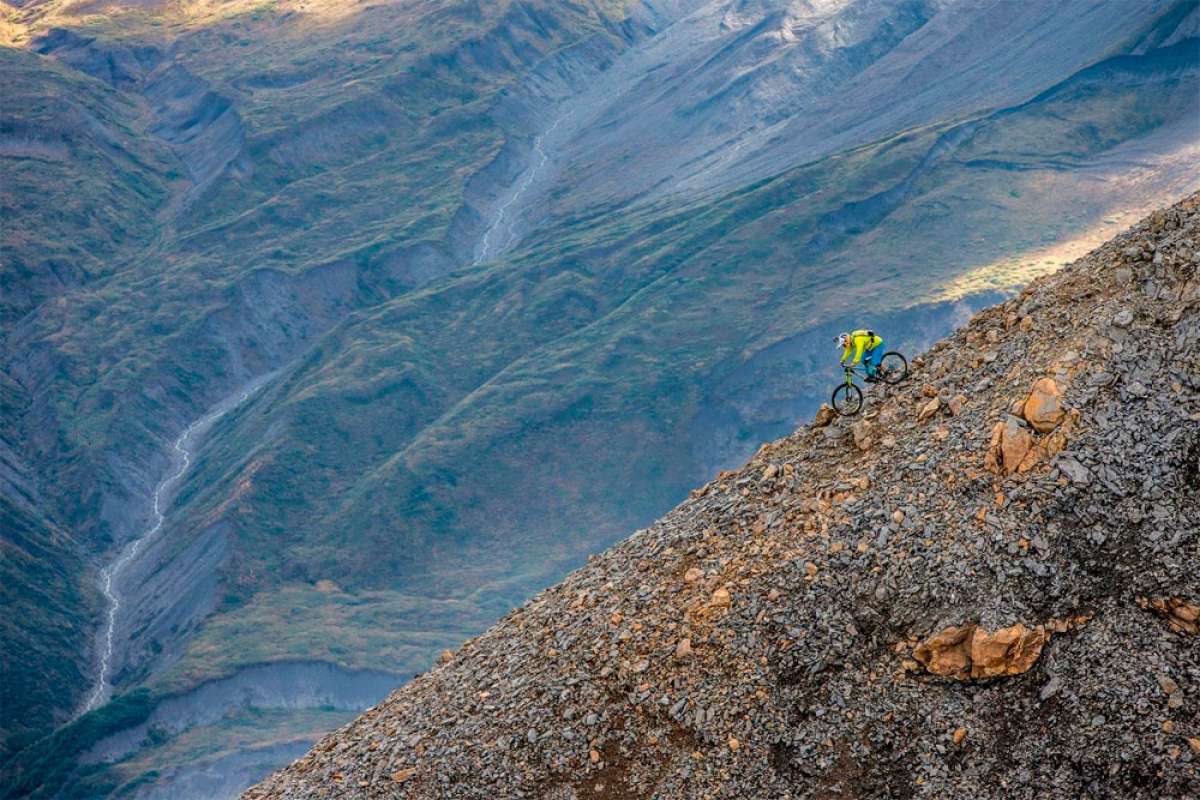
<box><xmin>246</xmin><ymin>194</ymin><xmax>1200</xmax><ymax>800</ymax></box>
<box><xmin>1</xmin><ymin>0</ymin><xmax>1197</xmax><ymax>796</ymax></box>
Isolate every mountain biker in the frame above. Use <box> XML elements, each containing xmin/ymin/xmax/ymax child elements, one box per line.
<box><xmin>837</xmin><ymin>329</ymin><xmax>885</xmax><ymax>382</ymax></box>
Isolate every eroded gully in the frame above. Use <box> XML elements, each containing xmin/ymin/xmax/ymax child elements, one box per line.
<box><xmin>80</xmin><ymin>377</ymin><xmax>270</xmax><ymax>715</ymax></box>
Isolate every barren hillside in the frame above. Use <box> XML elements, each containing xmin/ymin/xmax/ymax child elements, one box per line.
<box><xmin>247</xmin><ymin>194</ymin><xmax>1199</xmax><ymax>799</ymax></box>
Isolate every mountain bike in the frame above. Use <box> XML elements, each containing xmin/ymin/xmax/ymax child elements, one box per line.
<box><xmin>831</xmin><ymin>351</ymin><xmax>909</xmax><ymax>416</ymax></box>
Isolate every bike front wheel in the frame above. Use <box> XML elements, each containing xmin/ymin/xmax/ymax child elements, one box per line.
<box><xmin>832</xmin><ymin>383</ymin><xmax>863</xmax><ymax>416</ymax></box>
<box><xmin>879</xmin><ymin>351</ymin><xmax>909</xmax><ymax>385</ymax></box>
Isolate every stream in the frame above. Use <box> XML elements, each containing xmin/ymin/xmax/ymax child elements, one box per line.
<box><xmin>80</xmin><ymin>377</ymin><xmax>270</xmax><ymax>715</ymax></box>
<box><xmin>474</xmin><ymin>109</ymin><xmax>572</xmax><ymax>265</ymax></box>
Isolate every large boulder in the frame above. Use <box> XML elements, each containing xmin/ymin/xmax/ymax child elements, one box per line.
<box><xmin>913</xmin><ymin>623</ymin><xmax>1049</xmax><ymax>680</ymax></box>
<box><xmin>984</xmin><ymin>416</ymin><xmax>1038</xmax><ymax>474</ymax></box>
<box><xmin>911</xmin><ymin>625</ymin><xmax>972</xmax><ymax>677</ymax></box>
<box><xmin>812</xmin><ymin>403</ymin><xmax>837</xmax><ymax>427</ymax></box>
<box><xmin>1023</xmin><ymin>377</ymin><xmax>1066</xmax><ymax>432</ymax></box>
<box><xmin>969</xmin><ymin>624</ymin><xmax>1049</xmax><ymax>679</ymax></box>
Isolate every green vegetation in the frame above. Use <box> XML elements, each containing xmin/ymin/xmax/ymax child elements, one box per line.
<box><xmin>0</xmin><ymin>689</ymin><xmax>155</xmax><ymax>800</ymax></box>
<box><xmin>0</xmin><ymin>371</ymin><xmax>93</xmax><ymax>761</ymax></box>
<box><xmin>0</xmin><ymin>46</ymin><xmax>175</xmax><ymax>324</ymax></box>
<box><xmin>152</xmin><ymin>584</ymin><xmax>478</xmax><ymax>691</ymax></box>
<box><xmin>21</xmin><ymin>0</ymin><xmax>632</xmax><ymax>466</ymax></box>
<box><xmin>0</xmin><ymin>492</ymin><xmax>92</xmax><ymax>761</ymax></box>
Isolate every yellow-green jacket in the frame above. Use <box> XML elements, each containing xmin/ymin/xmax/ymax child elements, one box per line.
<box><xmin>841</xmin><ymin>329</ymin><xmax>883</xmax><ymax>365</ymax></box>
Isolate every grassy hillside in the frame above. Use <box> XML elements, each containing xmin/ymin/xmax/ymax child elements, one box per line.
<box><xmin>0</xmin><ymin>364</ymin><xmax>97</xmax><ymax>759</ymax></box>
<box><xmin>17</xmin><ymin>0</ymin><xmax>635</xmax><ymax>488</ymax></box>
<box><xmin>0</xmin><ymin>483</ymin><xmax>92</xmax><ymax>760</ymax></box>
<box><xmin>0</xmin><ymin>45</ymin><xmax>176</xmax><ymax>324</ymax></box>
<box><xmin>1</xmin><ymin>0</ymin><xmax>636</xmax><ymax>766</ymax></box>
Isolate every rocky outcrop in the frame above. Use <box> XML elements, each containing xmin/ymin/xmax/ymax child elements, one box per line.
<box><xmin>984</xmin><ymin>378</ymin><xmax>1079</xmax><ymax>475</ymax></box>
<box><xmin>912</xmin><ymin>623</ymin><xmax>1049</xmax><ymax>680</ymax></box>
<box><xmin>246</xmin><ymin>197</ymin><xmax>1200</xmax><ymax>799</ymax></box>
<box><xmin>1023</xmin><ymin>377</ymin><xmax>1066</xmax><ymax>433</ymax></box>
<box><xmin>1139</xmin><ymin>596</ymin><xmax>1200</xmax><ymax>636</ymax></box>
<box><xmin>909</xmin><ymin>615</ymin><xmax>1094</xmax><ymax>681</ymax></box>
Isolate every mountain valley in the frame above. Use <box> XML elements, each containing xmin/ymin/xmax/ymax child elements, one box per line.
<box><xmin>1</xmin><ymin>0</ymin><xmax>1197</xmax><ymax>796</ymax></box>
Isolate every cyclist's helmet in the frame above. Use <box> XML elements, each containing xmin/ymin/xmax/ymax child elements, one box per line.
<box><xmin>836</xmin><ymin>332</ymin><xmax>850</xmax><ymax>348</ymax></box>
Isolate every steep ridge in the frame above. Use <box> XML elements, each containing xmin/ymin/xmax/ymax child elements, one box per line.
<box><xmin>247</xmin><ymin>194</ymin><xmax>1200</xmax><ymax>799</ymax></box>
<box><xmin>0</xmin><ymin>370</ymin><xmax>91</xmax><ymax>759</ymax></box>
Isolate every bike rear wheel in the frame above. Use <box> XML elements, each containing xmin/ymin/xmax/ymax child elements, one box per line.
<box><xmin>879</xmin><ymin>351</ymin><xmax>908</xmax><ymax>385</ymax></box>
<box><xmin>832</xmin><ymin>383</ymin><xmax>863</xmax><ymax>416</ymax></box>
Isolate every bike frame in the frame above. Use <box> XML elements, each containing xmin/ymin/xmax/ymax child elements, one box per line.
<box><xmin>833</xmin><ymin>352</ymin><xmax>905</xmax><ymax>416</ymax></box>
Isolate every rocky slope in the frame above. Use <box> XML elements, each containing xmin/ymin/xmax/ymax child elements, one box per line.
<box><xmin>247</xmin><ymin>195</ymin><xmax>1200</xmax><ymax>799</ymax></box>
